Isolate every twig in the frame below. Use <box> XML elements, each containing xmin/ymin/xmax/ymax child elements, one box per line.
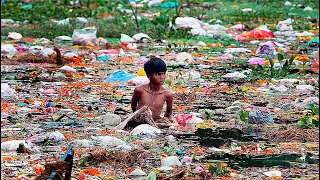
<box><xmin>128</xmin><ymin>1</ymin><xmax>140</xmax><ymax>32</ymax></box>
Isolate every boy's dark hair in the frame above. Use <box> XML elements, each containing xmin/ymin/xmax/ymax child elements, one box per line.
<box><xmin>144</xmin><ymin>57</ymin><xmax>167</xmax><ymax>76</ymax></box>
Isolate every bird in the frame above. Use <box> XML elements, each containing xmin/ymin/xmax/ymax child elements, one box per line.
<box><xmin>53</xmin><ymin>46</ymin><xmax>66</xmax><ymax>66</ymax></box>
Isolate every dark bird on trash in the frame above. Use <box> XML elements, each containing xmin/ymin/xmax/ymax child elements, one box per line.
<box><xmin>53</xmin><ymin>46</ymin><xmax>66</xmax><ymax>66</ymax></box>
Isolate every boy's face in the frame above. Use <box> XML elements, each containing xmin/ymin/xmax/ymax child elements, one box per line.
<box><xmin>148</xmin><ymin>72</ymin><xmax>166</xmax><ymax>85</ymax></box>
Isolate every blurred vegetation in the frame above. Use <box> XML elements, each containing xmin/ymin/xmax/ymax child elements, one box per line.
<box><xmin>1</xmin><ymin>0</ymin><xmax>319</xmax><ymax>40</ymax></box>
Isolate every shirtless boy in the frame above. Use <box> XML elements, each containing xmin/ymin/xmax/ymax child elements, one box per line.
<box><xmin>131</xmin><ymin>57</ymin><xmax>173</xmax><ymax>121</ymax></box>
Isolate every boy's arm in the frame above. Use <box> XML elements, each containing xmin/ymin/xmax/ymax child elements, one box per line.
<box><xmin>164</xmin><ymin>92</ymin><xmax>173</xmax><ymax>118</ymax></box>
<box><xmin>131</xmin><ymin>87</ymin><xmax>141</xmax><ymax>112</ymax></box>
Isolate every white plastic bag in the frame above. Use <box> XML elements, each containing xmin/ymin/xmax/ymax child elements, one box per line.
<box><xmin>127</xmin><ymin>76</ymin><xmax>150</xmax><ymax>86</ymax></box>
<box><xmin>1</xmin><ymin>83</ymin><xmax>18</xmax><ymax>102</ymax></box>
<box><xmin>130</xmin><ymin>124</ymin><xmax>162</xmax><ymax>138</ymax></box>
<box><xmin>7</xmin><ymin>32</ymin><xmax>23</xmax><ymax>40</ymax></box>
<box><xmin>41</xmin><ymin>48</ymin><xmax>54</xmax><ymax>56</ymax></box>
<box><xmin>176</xmin><ymin>52</ymin><xmax>194</xmax><ymax>65</ymax></box>
<box><xmin>183</xmin><ymin>70</ymin><xmax>201</xmax><ymax>80</ymax></box>
<box><xmin>100</xmin><ymin>113</ymin><xmax>122</xmax><ymax>126</ymax></box>
<box><xmin>91</xmin><ymin>135</ymin><xmax>129</xmax><ymax>148</ymax></box>
<box><xmin>72</xmin><ymin>28</ymin><xmax>98</xmax><ymax>46</ymax></box>
<box><xmin>296</xmin><ymin>85</ymin><xmax>315</xmax><ymax>91</ymax></box>
<box><xmin>60</xmin><ymin>65</ymin><xmax>77</xmax><ymax>72</ymax></box>
<box><xmin>1</xmin><ymin>44</ymin><xmax>18</xmax><ymax>58</ymax></box>
<box><xmin>221</xmin><ymin>72</ymin><xmax>247</xmax><ymax>81</ymax></box>
<box><xmin>47</xmin><ymin>131</ymin><xmax>65</xmax><ymax>142</ymax></box>
<box><xmin>1</xmin><ymin>140</ymin><xmax>33</xmax><ymax>152</ymax></box>
<box><xmin>161</xmin><ymin>156</ymin><xmax>183</xmax><ymax>167</ymax></box>
<box><xmin>72</xmin><ymin>139</ymin><xmax>94</xmax><ymax>148</ymax></box>
<box><xmin>129</xmin><ymin>169</ymin><xmax>147</xmax><ymax>176</ymax></box>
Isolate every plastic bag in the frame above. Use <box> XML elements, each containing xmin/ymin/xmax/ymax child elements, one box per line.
<box><xmin>7</xmin><ymin>32</ymin><xmax>23</xmax><ymax>40</ymax></box>
<box><xmin>1</xmin><ymin>140</ymin><xmax>33</xmax><ymax>152</ymax></box>
<box><xmin>221</xmin><ymin>72</ymin><xmax>247</xmax><ymax>81</ymax></box>
<box><xmin>127</xmin><ymin>76</ymin><xmax>150</xmax><ymax>86</ymax></box>
<box><xmin>256</xmin><ymin>41</ymin><xmax>277</xmax><ymax>55</ymax></box>
<box><xmin>60</xmin><ymin>65</ymin><xmax>77</xmax><ymax>72</ymax></box>
<box><xmin>161</xmin><ymin>156</ymin><xmax>182</xmax><ymax>167</ymax></box>
<box><xmin>132</xmin><ymin>33</ymin><xmax>152</xmax><ymax>42</ymax></box>
<box><xmin>120</xmin><ymin>33</ymin><xmax>134</xmax><ymax>43</ymax></box>
<box><xmin>129</xmin><ymin>169</ymin><xmax>147</xmax><ymax>176</ymax></box>
<box><xmin>296</xmin><ymin>85</ymin><xmax>315</xmax><ymax>91</ymax></box>
<box><xmin>136</xmin><ymin>67</ymin><xmax>147</xmax><ymax>76</ymax></box>
<box><xmin>75</xmin><ymin>17</ymin><xmax>88</xmax><ymax>24</ymax></box>
<box><xmin>130</xmin><ymin>124</ymin><xmax>162</xmax><ymax>138</ymax></box>
<box><xmin>72</xmin><ymin>139</ymin><xmax>94</xmax><ymax>148</ymax></box>
<box><xmin>104</xmin><ymin>70</ymin><xmax>135</xmax><ymax>83</ymax></box>
<box><xmin>230</xmin><ymin>24</ymin><xmax>245</xmax><ymax>31</ymax></box>
<box><xmin>91</xmin><ymin>135</ymin><xmax>129</xmax><ymax>148</ymax></box>
<box><xmin>97</xmin><ymin>54</ymin><xmax>110</xmax><ymax>61</ymax></box>
<box><xmin>1</xmin><ymin>19</ymin><xmax>14</xmax><ymax>24</ymax></box>
<box><xmin>248</xmin><ymin>109</ymin><xmax>273</xmax><ymax>124</ymax></box>
<box><xmin>42</xmin><ymin>48</ymin><xmax>54</xmax><ymax>56</ymax></box>
<box><xmin>72</xmin><ymin>28</ymin><xmax>98</xmax><ymax>46</ymax></box>
<box><xmin>100</xmin><ymin>113</ymin><xmax>122</xmax><ymax>126</ymax></box>
<box><xmin>28</xmin><ymin>46</ymin><xmax>44</xmax><ymax>55</ymax></box>
<box><xmin>276</xmin><ymin>18</ymin><xmax>294</xmax><ymax>31</ymax></box>
<box><xmin>47</xmin><ymin>131</ymin><xmax>65</xmax><ymax>142</ymax></box>
<box><xmin>233</xmin><ymin>25</ymin><xmax>274</xmax><ymax>42</ymax></box>
<box><xmin>1</xmin><ymin>83</ymin><xmax>18</xmax><ymax>102</ymax></box>
<box><xmin>176</xmin><ymin>52</ymin><xmax>194</xmax><ymax>65</ymax></box>
<box><xmin>307</xmin><ymin>37</ymin><xmax>319</xmax><ymax>48</ymax></box>
<box><xmin>173</xmin><ymin>114</ymin><xmax>204</xmax><ymax>127</ymax></box>
<box><xmin>183</xmin><ymin>70</ymin><xmax>201</xmax><ymax>80</ymax></box>
<box><xmin>160</xmin><ymin>2</ymin><xmax>179</xmax><ymax>8</ymax></box>
<box><xmin>55</xmin><ymin>36</ymin><xmax>72</xmax><ymax>41</ymax></box>
<box><xmin>248</xmin><ymin>57</ymin><xmax>265</xmax><ymax>66</ymax></box>
<box><xmin>1</xmin><ymin>44</ymin><xmax>18</xmax><ymax>55</ymax></box>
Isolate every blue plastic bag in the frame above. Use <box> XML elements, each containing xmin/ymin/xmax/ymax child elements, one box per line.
<box><xmin>307</xmin><ymin>37</ymin><xmax>319</xmax><ymax>48</ymax></box>
<box><xmin>97</xmin><ymin>55</ymin><xmax>110</xmax><ymax>61</ymax></box>
<box><xmin>104</xmin><ymin>70</ymin><xmax>135</xmax><ymax>83</ymax></box>
<box><xmin>160</xmin><ymin>2</ymin><xmax>179</xmax><ymax>8</ymax></box>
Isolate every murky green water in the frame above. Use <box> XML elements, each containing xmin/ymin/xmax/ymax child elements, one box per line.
<box><xmin>202</xmin><ymin>153</ymin><xmax>319</xmax><ymax>169</ymax></box>
<box><xmin>176</xmin><ymin>128</ymin><xmax>267</xmax><ymax>148</ymax></box>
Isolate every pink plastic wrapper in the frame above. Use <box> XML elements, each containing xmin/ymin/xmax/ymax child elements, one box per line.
<box><xmin>174</xmin><ymin>114</ymin><xmax>193</xmax><ymax>127</ymax></box>
<box><xmin>98</xmin><ymin>49</ymin><xmax>118</xmax><ymax>55</ymax></box>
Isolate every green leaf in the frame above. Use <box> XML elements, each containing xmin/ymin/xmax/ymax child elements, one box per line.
<box><xmin>130</xmin><ymin>136</ymin><xmax>137</xmax><ymax>142</ymax></box>
<box><xmin>257</xmin><ymin>64</ymin><xmax>264</xmax><ymax>71</ymax></box>
<box><xmin>246</xmin><ymin>125</ymin><xmax>253</xmax><ymax>135</ymax></box>
<box><xmin>208</xmin><ymin>165</ymin><xmax>217</xmax><ymax>174</ymax></box>
<box><xmin>312</xmin><ymin>119</ymin><xmax>319</xmax><ymax>127</ymax></box>
<box><xmin>146</xmin><ymin>171</ymin><xmax>156</xmax><ymax>180</ymax></box>
<box><xmin>312</xmin><ymin>107</ymin><xmax>319</xmax><ymax>115</ymax></box>
<box><xmin>306</xmin><ymin>117</ymin><xmax>313</xmax><ymax>124</ymax></box>
<box><xmin>268</xmin><ymin>58</ymin><xmax>274</xmax><ymax>68</ymax></box>
<box><xmin>283</xmin><ymin>59</ymin><xmax>289</xmax><ymax>67</ymax></box>
<box><xmin>80</xmin><ymin>157</ymin><xmax>89</xmax><ymax>166</ymax></box>
<box><xmin>173</xmin><ymin>43</ymin><xmax>178</xmax><ymax>48</ymax></box>
<box><xmin>304</xmin><ymin>103</ymin><xmax>314</xmax><ymax>110</ymax></box>
<box><xmin>289</xmin><ymin>56</ymin><xmax>295</xmax><ymax>65</ymax></box>
<box><xmin>240</xmin><ymin>111</ymin><xmax>249</xmax><ymax>121</ymax></box>
<box><xmin>297</xmin><ymin>121</ymin><xmax>305</xmax><ymax>128</ymax></box>
<box><xmin>277</xmin><ymin>53</ymin><xmax>284</xmax><ymax>61</ymax></box>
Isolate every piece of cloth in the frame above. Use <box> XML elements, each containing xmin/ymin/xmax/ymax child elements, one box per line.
<box><xmin>115</xmin><ymin>106</ymin><xmax>157</xmax><ymax>130</ymax></box>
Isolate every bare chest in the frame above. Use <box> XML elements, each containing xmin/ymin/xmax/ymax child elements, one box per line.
<box><xmin>139</xmin><ymin>92</ymin><xmax>166</xmax><ymax>108</ymax></box>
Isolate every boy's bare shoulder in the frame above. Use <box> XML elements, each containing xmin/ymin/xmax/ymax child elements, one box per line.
<box><xmin>162</xmin><ymin>86</ymin><xmax>173</xmax><ymax>96</ymax></box>
<box><xmin>134</xmin><ymin>84</ymin><xmax>148</xmax><ymax>92</ymax></box>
